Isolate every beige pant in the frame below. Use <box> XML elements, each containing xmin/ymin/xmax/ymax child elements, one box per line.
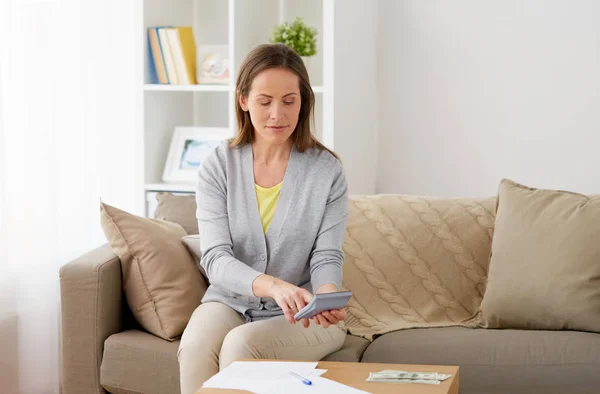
<box><xmin>177</xmin><ymin>302</ymin><xmax>347</xmax><ymax>394</ymax></box>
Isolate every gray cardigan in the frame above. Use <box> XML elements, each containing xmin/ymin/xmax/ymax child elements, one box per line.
<box><xmin>195</xmin><ymin>142</ymin><xmax>348</xmax><ymax>321</ymax></box>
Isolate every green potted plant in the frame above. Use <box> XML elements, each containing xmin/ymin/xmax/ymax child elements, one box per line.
<box><xmin>270</xmin><ymin>17</ymin><xmax>318</xmax><ymax>73</ymax></box>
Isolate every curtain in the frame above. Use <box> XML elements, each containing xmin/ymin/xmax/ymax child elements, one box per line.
<box><xmin>0</xmin><ymin>1</ymin><xmax>139</xmax><ymax>392</ymax></box>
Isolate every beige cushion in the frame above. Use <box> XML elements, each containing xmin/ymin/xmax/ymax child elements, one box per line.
<box><xmin>342</xmin><ymin>194</ymin><xmax>497</xmax><ymax>340</ymax></box>
<box><xmin>322</xmin><ymin>334</ymin><xmax>370</xmax><ymax>363</ymax></box>
<box><xmin>154</xmin><ymin>192</ymin><xmax>198</xmax><ymax>235</ymax></box>
<box><xmin>101</xmin><ymin>330</ymin><xmax>180</xmax><ymax>394</ymax></box>
<box><xmin>181</xmin><ymin>234</ymin><xmax>208</xmax><ymax>279</ymax></box>
<box><xmin>361</xmin><ymin>327</ymin><xmax>600</xmax><ymax>394</ymax></box>
<box><xmin>100</xmin><ymin>202</ymin><xmax>207</xmax><ymax>341</ymax></box>
<box><xmin>479</xmin><ymin>179</ymin><xmax>600</xmax><ymax>333</ymax></box>
<box><xmin>362</xmin><ymin>327</ymin><xmax>600</xmax><ymax>366</ymax></box>
<box><xmin>99</xmin><ymin>331</ymin><xmax>367</xmax><ymax>394</ymax></box>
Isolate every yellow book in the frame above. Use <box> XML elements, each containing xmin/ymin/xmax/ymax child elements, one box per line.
<box><xmin>174</xmin><ymin>27</ymin><xmax>197</xmax><ymax>84</ymax></box>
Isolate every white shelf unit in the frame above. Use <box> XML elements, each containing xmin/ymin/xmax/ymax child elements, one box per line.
<box><xmin>144</xmin><ymin>183</ymin><xmax>196</xmax><ymax>193</ymax></box>
<box><xmin>143</xmin><ymin>84</ymin><xmax>231</xmax><ymax>92</ymax></box>
<box><xmin>138</xmin><ymin>0</ymin><xmax>334</xmax><ymax>216</ymax></box>
<box><xmin>143</xmin><ymin>84</ymin><xmax>324</xmax><ymax>93</ymax></box>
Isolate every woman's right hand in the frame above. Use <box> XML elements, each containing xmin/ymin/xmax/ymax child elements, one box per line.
<box><xmin>270</xmin><ymin>280</ymin><xmax>314</xmax><ymax>328</ymax></box>
<box><xmin>253</xmin><ymin>274</ymin><xmax>313</xmax><ymax>328</ymax></box>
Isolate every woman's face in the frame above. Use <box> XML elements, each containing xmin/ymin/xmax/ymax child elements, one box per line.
<box><xmin>240</xmin><ymin>67</ymin><xmax>301</xmax><ymax>146</ymax></box>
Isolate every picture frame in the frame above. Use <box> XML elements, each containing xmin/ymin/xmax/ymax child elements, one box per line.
<box><xmin>162</xmin><ymin>126</ymin><xmax>231</xmax><ymax>183</ymax></box>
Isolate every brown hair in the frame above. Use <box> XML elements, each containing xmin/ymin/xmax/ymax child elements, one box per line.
<box><xmin>229</xmin><ymin>43</ymin><xmax>339</xmax><ymax>160</ymax></box>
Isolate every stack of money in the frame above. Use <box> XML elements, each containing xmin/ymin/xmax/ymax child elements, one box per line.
<box><xmin>366</xmin><ymin>370</ymin><xmax>453</xmax><ymax>385</ymax></box>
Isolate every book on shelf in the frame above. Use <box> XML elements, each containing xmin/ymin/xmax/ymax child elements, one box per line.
<box><xmin>148</xmin><ymin>26</ymin><xmax>196</xmax><ymax>85</ymax></box>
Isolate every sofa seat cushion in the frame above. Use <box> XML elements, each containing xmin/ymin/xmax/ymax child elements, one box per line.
<box><xmin>100</xmin><ymin>330</ymin><xmax>367</xmax><ymax>394</ymax></box>
<box><xmin>101</xmin><ymin>330</ymin><xmax>180</xmax><ymax>394</ymax></box>
<box><xmin>323</xmin><ymin>334</ymin><xmax>370</xmax><ymax>362</ymax></box>
<box><xmin>362</xmin><ymin>327</ymin><xmax>600</xmax><ymax>394</ymax></box>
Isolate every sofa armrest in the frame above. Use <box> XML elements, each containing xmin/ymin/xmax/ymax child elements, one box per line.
<box><xmin>60</xmin><ymin>243</ymin><xmax>122</xmax><ymax>394</ymax></box>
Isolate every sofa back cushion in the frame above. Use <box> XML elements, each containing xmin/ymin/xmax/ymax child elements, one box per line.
<box><xmin>100</xmin><ymin>202</ymin><xmax>207</xmax><ymax>341</ymax></box>
<box><xmin>341</xmin><ymin>195</ymin><xmax>496</xmax><ymax>340</ymax></box>
<box><xmin>151</xmin><ymin>192</ymin><xmax>498</xmax><ymax>340</ymax></box>
<box><xmin>478</xmin><ymin>179</ymin><xmax>600</xmax><ymax>333</ymax></box>
<box><xmin>153</xmin><ymin>193</ymin><xmax>208</xmax><ymax>280</ymax></box>
<box><xmin>154</xmin><ymin>192</ymin><xmax>198</xmax><ymax>235</ymax></box>
<box><xmin>181</xmin><ymin>234</ymin><xmax>208</xmax><ymax>280</ymax></box>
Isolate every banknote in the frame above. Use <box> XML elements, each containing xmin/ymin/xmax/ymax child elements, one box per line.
<box><xmin>373</xmin><ymin>370</ymin><xmax>452</xmax><ymax>381</ymax></box>
<box><xmin>366</xmin><ymin>370</ymin><xmax>452</xmax><ymax>384</ymax></box>
<box><xmin>367</xmin><ymin>374</ymin><xmax>441</xmax><ymax>385</ymax></box>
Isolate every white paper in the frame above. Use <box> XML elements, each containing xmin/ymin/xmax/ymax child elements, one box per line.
<box><xmin>279</xmin><ymin>376</ymin><xmax>372</xmax><ymax>394</ymax></box>
<box><xmin>308</xmin><ymin>369</ymin><xmax>327</xmax><ymax>378</ymax></box>
<box><xmin>202</xmin><ymin>362</ymin><xmax>370</xmax><ymax>394</ymax></box>
<box><xmin>202</xmin><ymin>361</ymin><xmax>318</xmax><ymax>392</ymax></box>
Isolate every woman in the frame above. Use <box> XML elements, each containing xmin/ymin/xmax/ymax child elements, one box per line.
<box><xmin>178</xmin><ymin>43</ymin><xmax>348</xmax><ymax>394</ymax></box>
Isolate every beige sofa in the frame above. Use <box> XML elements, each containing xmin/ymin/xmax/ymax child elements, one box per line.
<box><xmin>60</xmin><ymin>193</ymin><xmax>600</xmax><ymax>394</ymax></box>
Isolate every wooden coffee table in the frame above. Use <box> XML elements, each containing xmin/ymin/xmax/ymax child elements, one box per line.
<box><xmin>195</xmin><ymin>360</ymin><xmax>459</xmax><ymax>394</ymax></box>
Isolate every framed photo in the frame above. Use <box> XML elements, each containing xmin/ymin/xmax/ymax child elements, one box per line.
<box><xmin>162</xmin><ymin>127</ymin><xmax>231</xmax><ymax>183</ymax></box>
<box><xmin>196</xmin><ymin>45</ymin><xmax>230</xmax><ymax>84</ymax></box>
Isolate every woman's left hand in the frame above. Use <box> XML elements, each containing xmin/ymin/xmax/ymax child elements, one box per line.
<box><xmin>311</xmin><ymin>284</ymin><xmax>347</xmax><ymax>328</ymax></box>
<box><xmin>310</xmin><ymin>308</ymin><xmax>346</xmax><ymax>328</ymax></box>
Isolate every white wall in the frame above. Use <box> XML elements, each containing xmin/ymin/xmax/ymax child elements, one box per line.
<box><xmin>334</xmin><ymin>0</ymin><xmax>379</xmax><ymax>195</ymax></box>
<box><xmin>377</xmin><ymin>0</ymin><xmax>600</xmax><ymax>197</ymax></box>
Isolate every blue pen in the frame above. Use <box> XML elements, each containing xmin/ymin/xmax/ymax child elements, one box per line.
<box><xmin>289</xmin><ymin>371</ymin><xmax>312</xmax><ymax>385</ymax></box>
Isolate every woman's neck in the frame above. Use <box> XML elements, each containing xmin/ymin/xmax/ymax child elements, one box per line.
<box><xmin>251</xmin><ymin>139</ymin><xmax>292</xmax><ymax>166</ymax></box>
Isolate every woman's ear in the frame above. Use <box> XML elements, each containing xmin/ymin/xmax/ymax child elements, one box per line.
<box><xmin>239</xmin><ymin>93</ymin><xmax>249</xmax><ymax>112</ymax></box>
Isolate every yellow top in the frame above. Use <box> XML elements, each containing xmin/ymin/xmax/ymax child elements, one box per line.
<box><xmin>255</xmin><ymin>181</ymin><xmax>283</xmax><ymax>233</ymax></box>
